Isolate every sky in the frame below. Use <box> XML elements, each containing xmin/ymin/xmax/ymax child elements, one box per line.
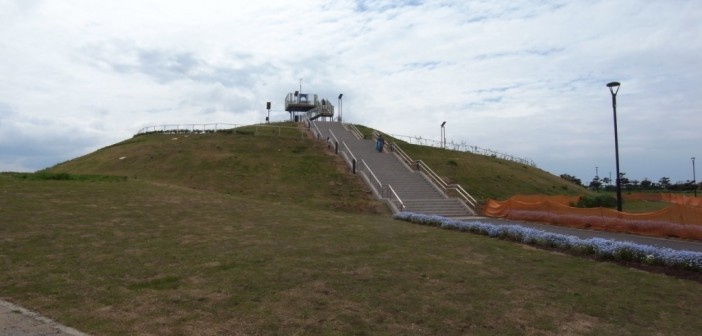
<box><xmin>1</xmin><ymin>0</ymin><xmax>700</xmax><ymax>184</ymax></box>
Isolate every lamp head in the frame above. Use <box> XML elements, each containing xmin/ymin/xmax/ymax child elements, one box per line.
<box><xmin>441</xmin><ymin>121</ymin><xmax>446</xmax><ymax>127</ymax></box>
<box><xmin>338</xmin><ymin>93</ymin><xmax>343</xmax><ymax>99</ymax></box>
<box><xmin>607</xmin><ymin>81</ymin><xmax>621</xmax><ymax>95</ymax></box>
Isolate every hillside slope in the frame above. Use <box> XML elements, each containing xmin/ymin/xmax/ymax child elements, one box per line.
<box><xmin>46</xmin><ymin>124</ymin><xmax>382</xmax><ymax>214</ymax></box>
<box><xmin>398</xmin><ymin>142</ymin><xmax>589</xmax><ymax>200</ymax></box>
<box><xmin>353</xmin><ymin>125</ymin><xmax>590</xmax><ymax>200</ymax></box>
<box><xmin>47</xmin><ymin>122</ymin><xmax>588</xmax><ymax>208</ymax></box>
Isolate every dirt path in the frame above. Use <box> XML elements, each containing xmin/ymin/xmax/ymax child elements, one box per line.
<box><xmin>0</xmin><ymin>299</ymin><xmax>89</xmax><ymax>336</ymax></box>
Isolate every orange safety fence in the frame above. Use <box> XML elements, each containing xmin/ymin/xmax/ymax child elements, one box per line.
<box><xmin>509</xmin><ymin>194</ymin><xmax>580</xmax><ymax>206</ymax></box>
<box><xmin>624</xmin><ymin>193</ymin><xmax>702</xmax><ymax>207</ymax></box>
<box><xmin>483</xmin><ymin>196</ymin><xmax>702</xmax><ymax>241</ymax></box>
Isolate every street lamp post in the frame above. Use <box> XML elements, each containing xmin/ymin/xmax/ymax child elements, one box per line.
<box><xmin>693</xmin><ymin>157</ymin><xmax>697</xmax><ymax>197</ymax></box>
<box><xmin>607</xmin><ymin>81</ymin><xmax>623</xmax><ymax>211</ymax></box>
<box><xmin>266</xmin><ymin>101</ymin><xmax>271</xmax><ymax>124</ymax></box>
<box><xmin>338</xmin><ymin>93</ymin><xmax>343</xmax><ymax>122</ymax></box>
<box><xmin>440</xmin><ymin>121</ymin><xmax>446</xmax><ymax>149</ymax></box>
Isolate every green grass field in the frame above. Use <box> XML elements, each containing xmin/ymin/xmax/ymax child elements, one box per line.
<box><xmin>2</xmin><ymin>123</ymin><xmax>701</xmax><ymax>335</ymax></box>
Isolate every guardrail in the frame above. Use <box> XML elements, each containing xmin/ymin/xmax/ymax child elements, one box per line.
<box><xmin>308</xmin><ymin>120</ymin><xmax>404</xmax><ymax>213</ymax></box>
<box><xmin>391</xmin><ymin>141</ymin><xmax>477</xmax><ymax>208</ymax></box>
<box><xmin>360</xmin><ymin>159</ymin><xmax>404</xmax><ymax>212</ymax></box>
<box><xmin>390</xmin><ymin>133</ymin><xmax>536</xmax><ymax>167</ymax></box>
<box><xmin>137</xmin><ymin>123</ymin><xmax>240</xmax><ymax>134</ymax></box>
<box><xmin>361</xmin><ymin>159</ymin><xmax>382</xmax><ymax>194</ymax></box>
<box><xmin>328</xmin><ymin>129</ymin><xmax>340</xmax><ymax>154</ymax></box>
<box><xmin>340</xmin><ymin>141</ymin><xmax>357</xmax><ymax>174</ymax></box>
<box><xmin>136</xmin><ymin>123</ymin><xmax>306</xmax><ymax>138</ymax></box>
<box><xmin>310</xmin><ymin>119</ymin><xmax>323</xmax><ymax>139</ymax></box>
<box><xmin>385</xmin><ymin>184</ymin><xmax>405</xmax><ymax>211</ymax></box>
<box><xmin>346</xmin><ymin>123</ymin><xmax>364</xmax><ymax>140</ymax></box>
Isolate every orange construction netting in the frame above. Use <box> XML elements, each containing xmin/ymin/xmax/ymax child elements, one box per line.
<box><xmin>624</xmin><ymin>193</ymin><xmax>702</xmax><ymax>207</ymax></box>
<box><xmin>483</xmin><ymin>195</ymin><xmax>702</xmax><ymax>241</ymax></box>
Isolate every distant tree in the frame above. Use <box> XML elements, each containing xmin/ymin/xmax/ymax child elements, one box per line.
<box><xmin>630</xmin><ymin>179</ymin><xmax>640</xmax><ymax>190</ymax></box>
<box><xmin>668</xmin><ymin>180</ymin><xmax>694</xmax><ymax>191</ymax></box>
<box><xmin>684</xmin><ymin>180</ymin><xmax>697</xmax><ymax>191</ymax></box>
<box><xmin>659</xmin><ymin>177</ymin><xmax>671</xmax><ymax>190</ymax></box>
<box><xmin>588</xmin><ymin>176</ymin><xmax>602</xmax><ymax>191</ymax></box>
<box><xmin>560</xmin><ymin>174</ymin><xmax>582</xmax><ymax>186</ymax></box>
<box><xmin>619</xmin><ymin>172</ymin><xmax>630</xmax><ymax>189</ymax></box>
<box><xmin>602</xmin><ymin>177</ymin><xmax>611</xmax><ymax>186</ymax></box>
<box><xmin>640</xmin><ymin>178</ymin><xmax>653</xmax><ymax>190</ymax></box>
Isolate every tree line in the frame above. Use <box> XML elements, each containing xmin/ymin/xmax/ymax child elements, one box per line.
<box><xmin>559</xmin><ymin>173</ymin><xmax>700</xmax><ymax>192</ymax></box>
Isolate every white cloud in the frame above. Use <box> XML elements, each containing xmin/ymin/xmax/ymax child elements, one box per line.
<box><xmin>0</xmin><ymin>0</ymin><xmax>700</xmax><ymax>184</ymax></box>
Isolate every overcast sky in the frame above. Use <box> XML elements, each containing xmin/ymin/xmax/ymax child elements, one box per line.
<box><xmin>1</xmin><ymin>0</ymin><xmax>700</xmax><ymax>184</ymax></box>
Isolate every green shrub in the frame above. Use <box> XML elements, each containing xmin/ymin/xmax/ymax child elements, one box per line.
<box><xmin>575</xmin><ymin>194</ymin><xmax>618</xmax><ymax>208</ymax></box>
<box><xmin>1</xmin><ymin>172</ymin><xmax>126</xmax><ymax>182</ymax></box>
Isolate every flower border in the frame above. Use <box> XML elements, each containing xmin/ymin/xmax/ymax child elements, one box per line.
<box><xmin>393</xmin><ymin>212</ymin><xmax>702</xmax><ymax>272</ymax></box>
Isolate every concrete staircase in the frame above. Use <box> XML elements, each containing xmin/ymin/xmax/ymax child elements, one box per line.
<box><xmin>312</xmin><ymin>121</ymin><xmax>476</xmax><ymax>217</ymax></box>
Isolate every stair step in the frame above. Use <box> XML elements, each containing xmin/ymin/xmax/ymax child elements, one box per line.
<box><xmin>314</xmin><ymin>121</ymin><xmax>476</xmax><ymax>216</ymax></box>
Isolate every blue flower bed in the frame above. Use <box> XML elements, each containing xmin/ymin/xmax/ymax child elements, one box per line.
<box><xmin>393</xmin><ymin>212</ymin><xmax>702</xmax><ymax>272</ymax></box>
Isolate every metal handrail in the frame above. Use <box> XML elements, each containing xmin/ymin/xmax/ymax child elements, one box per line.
<box><xmin>392</xmin><ymin>142</ymin><xmax>477</xmax><ymax>208</ymax></box>
<box><xmin>339</xmin><ymin>141</ymin><xmax>357</xmax><ymax>173</ymax></box>
<box><xmin>418</xmin><ymin>160</ymin><xmax>476</xmax><ymax>206</ymax></box>
<box><xmin>341</xmin><ymin>142</ymin><xmax>356</xmax><ymax>162</ymax></box>
<box><xmin>328</xmin><ymin>129</ymin><xmax>339</xmax><ymax>145</ymax></box>
<box><xmin>360</xmin><ymin>160</ymin><xmax>404</xmax><ymax>211</ymax></box>
<box><xmin>346</xmin><ymin>123</ymin><xmax>364</xmax><ymax>140</ymax></box>
<box><xmin>360</xmin><ymin>159</ymin><xmax>383</xmax><ymax>193</ymax></box>
<box><xmin>386</xmin><ymin>185</ymin><xmax>405</xmax><ymax>210</ymax></box>
<box><xmin>310</xmin><ymin>120</ymin><xmax>323</xmax><ymax>139</ymax></box>
<box><xmin>328</xmin><ymin>129</ymin><xmax>340</xmax><ymax>153</ymax></box>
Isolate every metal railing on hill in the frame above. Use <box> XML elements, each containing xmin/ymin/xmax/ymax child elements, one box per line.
<box><xmin>346</xmin><ymin>123</ymin><xmax>364</xmax><ymax>140</ymax></box>
<box><xmin>309</xmin><ymin>120</ymin><xmax>323</xmax><ymax>139</ymax></box>
<box><xmin>135</xmin><ymin>123</ymin><xmax>306</xmax><ymax>138</ymax></box>
<box><xmin>359</xmin><ymin>159</ymin><xmax>405</xmax><ymax>212</ymax></box>
<box><xmin>390</xmin><ymin>134</ymin><xmax>536</xmax><ymax>167</ymax></box>
<box><xmin>309</xmin><ymin>119</ymin><xmax>404</xmax><ymax>213</ymax></box>
<box><xmin>137</xmin><ymin>123</ymin><xmax>239</xmax><ymax>134</ymax></box>
<box><xmin>387</xmin><ymin>137</ymin><xmax>477</xmax><ymax>208</ymax></box>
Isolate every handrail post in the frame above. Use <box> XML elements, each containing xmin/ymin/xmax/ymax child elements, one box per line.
<box><xmin>352</xmin><ymin>158</ymin><xmax>356</xmax><ymax>174</ymax></box>
<box><xmin>335</xmin><ymin>141</ymin><xmax>339</xmax><ymax>154</ymax></box>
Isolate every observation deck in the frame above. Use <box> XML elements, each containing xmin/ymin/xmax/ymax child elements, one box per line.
<box><xmin>285</xmin><ymin>92</ymin><xmax>334</xmax><ymax>121</ymax></box>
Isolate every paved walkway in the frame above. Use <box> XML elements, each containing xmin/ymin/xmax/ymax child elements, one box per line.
<box><xmin>0</xmin><ymin>299</ymin><xmax>89</xmax><ymax>336</ymax></box>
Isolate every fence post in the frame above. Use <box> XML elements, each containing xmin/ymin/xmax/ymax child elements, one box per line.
<box><xmin>335</xmin><ymin>141</ymin><xmax>339</xmax><ymax>154</ymax></box>
<box><xmin>352</xmin><ymin>159</ymin><xmax>356</xmax><ymax>174</ymax></box>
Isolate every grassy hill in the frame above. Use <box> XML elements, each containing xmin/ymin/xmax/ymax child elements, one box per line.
<box><xmin>2</xmin><ymin>122</ymin><xmax>701</xmax><ymax>335</ymax></box>
<box><xmin>47</xmin><ymin>122</ymin><xmax>589</xmax><ymax>204</ymax></box>
<box><xmin>45</xmin><ymin>123</ymin><xmax>383</xmax><ymax>214</ymax></box>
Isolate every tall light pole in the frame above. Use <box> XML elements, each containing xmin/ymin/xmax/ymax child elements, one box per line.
<box><xmin>440</xmin><ymin>121</ymin><xmax>446</xmax><ymax>149</ymax></box>
<box><xmin>607</xmin><ymin>81</ymin><xmax>623</xmax><ymax>211</ymax></box>
<box><xmin>338</xmin><ymin>93</ymin><xmax>343</xmax><ymax>122</ymax></box>
<box><xmin>693</xmin><ymin>157</ymin><xmax>697</xmax><ymax>197</ymax></box>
